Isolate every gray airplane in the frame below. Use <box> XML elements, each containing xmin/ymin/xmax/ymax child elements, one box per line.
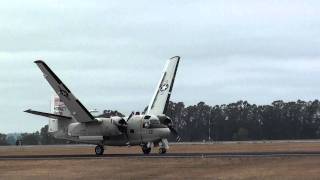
<box><xmin>25</xmin><ymin>56</ymin><xmax>181</xmax><ymax>155</ymax></box>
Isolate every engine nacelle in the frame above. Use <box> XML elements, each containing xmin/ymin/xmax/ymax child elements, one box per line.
<box><xmin>111</xmin><ymin>116</ymin><xmax>127</xmax><ymax>134</ymax></box>
<box><xmin>141</xmin><ymin>114</ymin><xmax>170</xmax><ymax>129</ymax></box>
<box><xmin>111</xmin><ymin>116</ymin><xmax>127</xmax><ymax>127</ymax></box>
<box><xmin>157</xmin><ymin>114</ymin><xmax>173</xmax><ymax>126</ymax></box>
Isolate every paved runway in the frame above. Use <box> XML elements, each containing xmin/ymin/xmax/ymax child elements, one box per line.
<box><xmin>1</xmin><ymin>151</ymin><xmax>320</xmax><ymax>160</ymax></box>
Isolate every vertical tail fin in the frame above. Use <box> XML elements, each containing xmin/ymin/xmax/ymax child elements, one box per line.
<box><xmin>49</xmin><ymin>95</ymin><xmax>72</xmax><ymax>132</ymax></box>
<box><xmin>147</xmin><ymin>56</ymin><xmax>180</xmax><ymax>115</ymax></box>
<box><xmin>49</xmin><ymin>95</ymin><xmax>58</xmax><ymax>132</ymax></box>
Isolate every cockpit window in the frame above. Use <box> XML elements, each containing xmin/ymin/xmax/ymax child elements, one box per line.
<box><xmin>144</xmin><ymin>115</ymin><xmax>151</xmax><ymax>119</ymax></box>
<box><xmin>143</xmin><ymin>118</ymin><xmax>161</xmax><ymax>128</ymax></box>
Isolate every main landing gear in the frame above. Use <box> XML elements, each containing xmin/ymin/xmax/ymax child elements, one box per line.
<box><xmin>142</xmin><ymin>145</ymin><xmax>151</xmax><ymax>154</ymax></box>
<box><xmin>159</xmin><ymin>148</ymin><xmax>167</xmax><ymax>154</ymax></box>
<box><xmin>158</xmin><ymin>138</ymin><xmax>168</xmax><ymax>154</ymax></box>
<box><xmin>95</xmin><ymin>145</ymin><xmax>104</xmax><ymax>156</ymax></box>
<box><xmin>141</xmin><ymin>142</ymin><xmax>167</xmax><ymax>155</ymax></box>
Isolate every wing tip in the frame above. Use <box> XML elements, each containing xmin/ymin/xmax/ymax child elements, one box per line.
<box><xmin>170</xmin><ymin>56</ymin><xmax>180</xmax><ymax>61</ymax></box>
<box><xmin>24</xmin><ymin>109</ymin><xmax>30</xmax><ymax>112</ymax></box>
<box><xmin>34</xmin><ymin>60</ymin><xmax>45</xmax><ymax>64</ymax></box>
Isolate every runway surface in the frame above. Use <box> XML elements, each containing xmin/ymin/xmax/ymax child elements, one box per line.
<box><xmin>1</xmin><ymin>151</ymin><xmax>320</xmax><ymax>160</ymax></box>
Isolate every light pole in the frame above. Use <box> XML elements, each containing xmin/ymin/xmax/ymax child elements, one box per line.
<box><xmin>208</xmin><ymin>107</ymin><xmax>212</xmax><ymax>142</ymax></box>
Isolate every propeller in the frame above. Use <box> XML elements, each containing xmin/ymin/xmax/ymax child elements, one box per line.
<box><xmin>167</xmin><ymin>124</ymin><xmax>181</xmax><ymax>142</ymax></box>
<box><xmin>126</xmin><ymin>112</ymin><xmax>134</xmax><ymax>122</ymax></box>
<box><xmin>114</xmin><ymin>118</ymin><xmax>129</xmax><ymax>140</ymax></box>
<box><xmin>158</xmin><ymin>115</ymin><xmax>181</xmax><ymax>142</ymax></box>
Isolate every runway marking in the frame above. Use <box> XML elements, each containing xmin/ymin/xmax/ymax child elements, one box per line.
<box><xmin>1</xmin><ymin>152</ymin><xmax>320</xmax><ymax>160</ymax></box>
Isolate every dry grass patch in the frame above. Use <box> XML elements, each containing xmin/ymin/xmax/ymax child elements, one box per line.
<box><xmin>0</xmin><ymin>157</ymin><xmax>319</xmax><ymax>180</ymax></box>
<box><xmin>1</xmin><ymin>142</ymin><xmax>320</xmax><ymax>156</ymax></box>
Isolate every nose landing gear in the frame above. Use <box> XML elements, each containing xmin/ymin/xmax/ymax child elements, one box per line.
<box><xmin>95</xmin><ymin>145</ymin><xmax>104</xmax><ymax>156</ymax></box>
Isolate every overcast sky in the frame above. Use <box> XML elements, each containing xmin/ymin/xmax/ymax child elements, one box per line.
<box><xmin>1</xmin><ymin>0</ymin><xmax>320</xmax><ymax>133</ymax></box>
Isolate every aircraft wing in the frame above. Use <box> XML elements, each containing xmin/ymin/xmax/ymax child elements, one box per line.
<box><xmin>147</xmin><ymin>56</ymin><xmax>180</xmax><ymax>115</ymax></box>
<box><xmin>34</xmin><ymin>60</ymin><xmax>96</xmax><ymax>123</ymax></box>
<box><xmin>24</xmin><ymin>109</ymin><xmax>72</xmax><ymax>120</ymax></box>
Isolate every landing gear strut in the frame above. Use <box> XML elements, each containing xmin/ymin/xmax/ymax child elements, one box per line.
<box><xmin>95</xmin><ymin>145</ymin><xmax>104</xmax><ymax>156</ymax></box>
<box><xmin>142</xmin><ymin>145</ymin><xmax>151</xmax><ymax>155</ymax></box>
<box><xmin>158</xmin><ymin>138</ymin><xmax>168</xmax><ymax>154</ymax></box>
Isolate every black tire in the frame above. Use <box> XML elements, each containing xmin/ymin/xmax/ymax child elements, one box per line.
<box><xmin>95</xmin><ymin>145</ymin><xmax>104</xmax><ymax>156</ymax></box>
<box><xmin>142</xmin><ymin>146</ymin><xmax>151</xmax><ymax>154</ymax></box>
<box><xmin>159</xmin><ymin>148</ymin><xmax>166</xmax><ymax>154</ymax></box>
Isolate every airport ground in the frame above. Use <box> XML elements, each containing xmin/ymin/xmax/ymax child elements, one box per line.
<box><xmin>0</xmin><ymin>141</ymin><xmax>320</xmax><ymax>179</ymax></box>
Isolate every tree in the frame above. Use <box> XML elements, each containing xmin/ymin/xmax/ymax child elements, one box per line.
<box><xmin>6</xmin><ymin>135</ymin><xmax>16</xmax><ymax>145</ymax></box>
<box><xmin>234</xmin><ymin>128</ymin><xmax>249</xmax><ymax>140</ymax></box>
<box><xmin>21</xmin><ymin>132</ymin><xmax>40</xmax><ymax>145</ymax></box>
<box><xmin>166</xmin><ymin>100</ymin><xmax>320</xmax><ymax>142</ymax></box>
<box><xmin>40</xmin><ymin>125</ymin><xmax>57</xmax><ymax>145</ymax></box>
<box><xmin>0</xmin><ymin>133</ymin><xmax>8</xmax><ymax>145</ymax></box>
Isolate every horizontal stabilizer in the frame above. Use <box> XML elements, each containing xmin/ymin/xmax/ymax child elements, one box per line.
<box><xmin>24</xmin><ymin>109</ymin><xmax>72</xmax><ymax>120</ymax></box>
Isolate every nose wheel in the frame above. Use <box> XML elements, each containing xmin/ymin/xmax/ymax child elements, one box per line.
<box><xmin>95</xmin><ymin>145</ymin><xmax>104</xmax><ymax>156</ymax></box>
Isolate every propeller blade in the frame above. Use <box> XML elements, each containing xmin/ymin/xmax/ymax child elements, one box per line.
<box><xmin>176</xmin><ymin>136</ymin><xmax>181</xmax><ymax>142</ymax></box>
<box><xmin>168</xmin><ymin>126</ymin><xmax>181</xmax><ymax>142</ymax></box>
<box><xmin>169</xmin><ymin>126</ymin><xmax>177</xmax><ymax>135</ymax></box>
<box><xmin>127</xmin><ymin>112</ymin><xmax>134</xmax><ymax>122</ymax></box>
<box><xmin>119</xmin><ymin>125</ymin><xmax>129</xmax><ymax>144</ymax></box>
<box><xmin>115</xmin><ymin>118</ymin><xmax>129</xmax><ymax>142</ymax></box>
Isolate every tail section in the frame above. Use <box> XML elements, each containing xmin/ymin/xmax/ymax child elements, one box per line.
<box><xmin>25</xmin><ymin>95</ymin><xmax>74</xmax><ymax>137</ymax></box>
<box><xmin>49</xmin><ymin>95</ymin><xmax>72</xmax><ymax>132</ymax></box>
<box><xmin>147</xmin><ymin>56</ymin><xmax>180</xmax><ymax>115</ymax></box>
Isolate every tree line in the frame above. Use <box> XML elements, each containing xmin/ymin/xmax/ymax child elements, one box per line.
<box><xmin>167</xmin><ymin>100</ymin><xmax>320</xmax><ymax>141</ymax></box>
<box><xmin>1</xmin><ymin>125</ymin><xmax>67</xmax><ymax>145</ymax></box>
<box><xmin>1</xmin><ymin>100</ymin><xmax>320</xmax><ymax>145</ymax></box>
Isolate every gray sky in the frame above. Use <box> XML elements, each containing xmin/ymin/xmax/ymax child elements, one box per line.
<box><xmin>1</xmin><ymin>0</ymin><xmax>320</xmax><ymax>133</ymax></box>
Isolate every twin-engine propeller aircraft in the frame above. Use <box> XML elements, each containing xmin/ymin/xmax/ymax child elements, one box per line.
<box><xmin>25</xmin><ymin>56</ymin><xmax>181</xmax><ymax>155</ymax></box>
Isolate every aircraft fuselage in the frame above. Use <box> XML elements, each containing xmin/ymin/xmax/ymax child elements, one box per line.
<box><xmin>61</xmin><ymin>115</ymin><xmax>171</xmax><ymax>146</ymax></box>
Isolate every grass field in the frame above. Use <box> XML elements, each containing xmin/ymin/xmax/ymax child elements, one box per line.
<box><xmin>0</xmin><ymin>142</ymin><xmax>320</xmax><ymax>180</ymax></box>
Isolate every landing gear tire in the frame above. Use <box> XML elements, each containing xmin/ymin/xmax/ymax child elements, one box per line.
<box><xmin>95</xmin><ymin>145</ymin><xmax>104</xmax><ymax>156</ymax></box>
<box><xmin>142</xmin><ymin>146</ymin><xmax>151</xmax><ymax>155</ymax></box>
<box><xmin>159</xmin><ymin>148</ymin><xmax>167</xmax><ymax>154</ymax></box>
